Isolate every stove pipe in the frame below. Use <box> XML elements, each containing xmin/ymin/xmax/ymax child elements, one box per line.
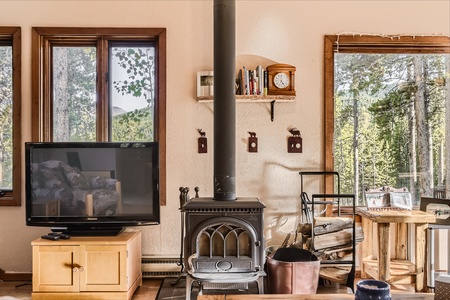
<box><xmin>213</xmin><ymin>0</ymin><xmax>236</xmax><ymax>201</ymax></box>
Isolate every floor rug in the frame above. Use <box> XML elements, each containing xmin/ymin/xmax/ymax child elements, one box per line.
<box><xmin>156</xmin><ymin>276</ymin><xmax>263</xmax><ymax>300</ymax></box>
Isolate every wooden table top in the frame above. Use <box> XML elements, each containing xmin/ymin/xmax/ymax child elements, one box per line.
<box><xmin>198</xmin><ymin>293</ymin><xmax>434</xmax><ymax>300</ymax></box>
<box><xmin>356</xmin><ymin>207</ymin><xmax>436</xmax><ymax>223</ymax></box>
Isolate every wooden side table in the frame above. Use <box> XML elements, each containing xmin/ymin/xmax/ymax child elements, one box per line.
<box><xmin>357</xmin><ymin>208</ymin><xmax>435</xmax><ymax>292</ymax></box>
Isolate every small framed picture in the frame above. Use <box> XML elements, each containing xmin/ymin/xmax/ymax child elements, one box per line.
<box><xmin>197</xmin><ymin>71</ymin><xmax>214</xmax><ymax>97</ymax></box>
<box><xmin>389</xmin><ymin>192</ymin><xmax>412</xmax><ymax>210</ymax></box>
<box><xmin>365</xmin><ymin>192</ymin><xmax>387</xmax><ymax>208</ymax></box>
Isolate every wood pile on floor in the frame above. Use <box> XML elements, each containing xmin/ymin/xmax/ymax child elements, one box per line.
<box><xmin>281</xmin><ymin>217</ymin><xmax>364</xmax><ymax>284</ymax></box>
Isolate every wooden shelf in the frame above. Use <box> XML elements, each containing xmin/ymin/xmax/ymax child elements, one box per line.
<box><xmin>362</xmin><ymin>259</ymin><xmax>416</xmax><ymax>284</ymax></box>
<box><xmin>197</xmin><ymin>95</ymin><xmax>295</xmax><ymax>121</ymax></box>
<box><xmin>197</xmin><ymin>94</ymin><xmax>295</xmax><ymax>103</ymax></box>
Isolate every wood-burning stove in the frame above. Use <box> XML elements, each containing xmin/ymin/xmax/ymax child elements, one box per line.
<box><xmin>183</xmin><ymin>197</ymin><xmax>265</xmax><ymax>299</ymax></box>
<box><xmin>181</xmin><ymin>1</ymin><xmax>266</xmax><ymax>298</ymax></box>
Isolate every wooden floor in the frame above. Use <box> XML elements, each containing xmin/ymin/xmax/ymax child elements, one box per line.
<box><xmin>0</xmin><ymin>278</ymin><xmax>163</xmax><ymax>300</ymax></box>
<box><xmin>0</xmin><ymin>277</ymin><xmax>420</xmax><ymax>300</ymax></box>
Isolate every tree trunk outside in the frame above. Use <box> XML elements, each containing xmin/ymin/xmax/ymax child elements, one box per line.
<box><xmin>0</xmin><ymin>132</ymin><xmax>2</xmax><ymax>188</ymax></box>
<box><xmin>438</xmin><ymin>142</ymin><xmax>444</xmax><ymax>186</ymax></box>
<box><xmin>409</xmin><ymin>92</ymin><xmax>418</xmax><ymax>202</ymax></box>
<box><xmin>407</xmin><ymin>63</ymin><xmax>418</xmax><ymax>203</ymax></box>
<box><xmin>445</xmin><ymin>55</ymin><xmax>450</xmax><ymax>198</ymax></box>
<box><xmin>413</xmin><ymin>55</ymin><xmax>433</xmax><ymax>197</ymax></box>
<box><xmin>352</xmin><ymin>77</ymin><xmax>359</xmax><ymax>203</ymax></box>
<box><xmin>53</xmin><ymin>48</ymin><xmax>70</xmax><ymax>142</ymax></box>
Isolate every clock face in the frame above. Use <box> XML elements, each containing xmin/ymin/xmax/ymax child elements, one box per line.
<box><xmin>273</xmin><ymin>72</ymin><xmax>290</xmax><ymax>89</ymax></box>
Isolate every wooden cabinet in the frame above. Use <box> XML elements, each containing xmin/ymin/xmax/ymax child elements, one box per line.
<box><xmin>32</xmin><ymin>229</ymin><xmax>142</xmax><ymax>300</ymax></box>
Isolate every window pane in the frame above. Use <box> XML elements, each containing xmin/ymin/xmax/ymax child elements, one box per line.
<box><xmin>334</xmin><ymin>53</ymin><xmax>450</xmax><ymax>206</ymax></box>
<box><xmin>110</xmin><ymin>45</ymin><xmax>155</xmax><ymax>142</ymax></box>
<box><xmin>0</xmin><ymin>45</ymin><xmax>12</xmax><ymax>190</ymax></box>
<box><xmin>53</xmin><ymin>46</ymin><xmax>97</xmax><ymax>142</ymax></box>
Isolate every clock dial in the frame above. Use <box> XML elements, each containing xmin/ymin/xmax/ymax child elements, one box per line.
<box><xmin>273</xmin><ymin>72</ymin><xmax>290</xmax><ymax>89</ymax></box>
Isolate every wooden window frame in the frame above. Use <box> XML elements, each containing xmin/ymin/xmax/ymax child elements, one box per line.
<box><xmin>324</xmin><ymin>35</ymin><xmax>450</xmax><ymax>193</ymax></box>
<box><xmin>0</xmin><ymin>27</ymin><xmax>21</xmax><ymax>206</ymax></box>
<box><xmin>31</xmin><ymin>27</ymin><xmax>167</xmax><ymax>205</ymax></box>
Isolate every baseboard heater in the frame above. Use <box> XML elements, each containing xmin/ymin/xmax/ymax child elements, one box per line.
<box><xmin>141</xmin><ymin>255</ymin><xmax>182</xmax><ymax>278</ymax></box>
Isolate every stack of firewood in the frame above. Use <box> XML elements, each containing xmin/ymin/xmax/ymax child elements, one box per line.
<box><xmin>280</xmin><ymin>217</ymin><xmax>364</xmax><ymax>284</ymax></box>
<box><xmin>297</xmin><ymin>217</ymin><xmax>363</xmax><ymax>260</ymax></box>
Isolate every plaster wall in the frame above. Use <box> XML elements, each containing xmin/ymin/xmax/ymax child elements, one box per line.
<box><xmin>0</xmin><ymin>0</ymin><xmax>448</xmax><ymax>272</ymax></box>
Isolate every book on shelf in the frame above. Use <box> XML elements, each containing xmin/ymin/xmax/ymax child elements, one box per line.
<box><xmin>236</xmin><ymin>65</ymin><xmax>266</xmax><ymax>96</ymax></box>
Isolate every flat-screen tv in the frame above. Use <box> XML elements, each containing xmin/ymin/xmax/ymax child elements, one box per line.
<box><xmin>25</xmin><ymin>142</ymin><xmax>160</xmax><ymax>236</ymax></box>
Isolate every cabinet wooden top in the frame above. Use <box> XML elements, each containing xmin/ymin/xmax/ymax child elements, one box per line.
<box><xmin>31</xmin><ymin>229</ymin><xmax>141</xmax><ymax>245</ymax></box>
<box><xmin>356</xmin><ymin>207</ymin><xmax>436</xmax><ymax>224</ymax></box>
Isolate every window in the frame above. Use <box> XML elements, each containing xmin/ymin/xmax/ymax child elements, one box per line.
<box><xmin>31</xmin><ymin>27</ymin><xmax>167</xmax><ymax>204</ymax></box>
<box><xmin>0</xmin><ymin>27</ymin><xmax>21</xmax><ymax>206</ymax></box>
<box><xmin>324</xmin><ymin>35</ymin><xmax>450</xmax><ymax>206</ymax></box>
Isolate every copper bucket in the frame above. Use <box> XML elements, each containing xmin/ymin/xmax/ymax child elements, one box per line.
<box><xmin>267</xmin><ymin>247</ymin><xmax>320</xmax><ymax>294</ymax></box>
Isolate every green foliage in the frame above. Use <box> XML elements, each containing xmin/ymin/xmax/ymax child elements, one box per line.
<box><xmin>0</xmin><ymin>46</ymin><xmax>13</xmax><ymax>188</ymax></box>
<box><xmin>111</xmin><ymin>47</ymin><xmax>155</xmax><ymax>142</ymax></box>
<box><xmin>66</xmin><ymin>47</ymin><xmax>97</xmax><ymax>142</ymax></box>
<box><xmin>112</xmin><ymin>108</ymin><xmax>153</xmax><ymax>142</ymax></box>
<box><xmin>334</xmin><ymin>53</ymin><xmax>448</xmax><ymax>204</ymax></box>
<box><xmin>52</xmin><ymin>45</ymin><xmax>155</xmax><ymax>142</ymax></box>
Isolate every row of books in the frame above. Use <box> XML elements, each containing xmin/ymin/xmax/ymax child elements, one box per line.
<box><xmin>236</xmin><ymin>65</ymin><xmax>268</xmax><ymax>96</ymax></box>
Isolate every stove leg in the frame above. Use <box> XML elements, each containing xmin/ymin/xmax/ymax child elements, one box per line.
<box><xmin>256</xmin><ymin>277</ymin><xmax>264</xmax><ymax>294</ymax></box>
<box><xmin>198</xmin><ymin>282</ymin><xmax>204</xmax><ymax>295</ymax></box>
<box><xmin>185</xmin><ymin>276</ymin><xmax>193</xmax><ymax>300</ymax></box>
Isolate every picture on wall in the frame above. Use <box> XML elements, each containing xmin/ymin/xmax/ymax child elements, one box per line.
<box><xmin>197</xmin><ymin>71</ymin><xmax>214</xmax><ymax>97</ymax></box>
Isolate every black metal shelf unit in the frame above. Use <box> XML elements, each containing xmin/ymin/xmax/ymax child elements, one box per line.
<box><xmin>299</xmin><ymin>171</ymin><xmax>356</xmax><ymax>292</ymax></box>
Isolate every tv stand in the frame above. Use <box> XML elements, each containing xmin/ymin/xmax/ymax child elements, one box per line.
<box><xmin>32</xmin><ymin>229</ymin><xmax>142</xmax><ymax>300</ymax></box>
<box><xmin>55</xmin><ymin>226</ymin><xmax>125</xmax><ymax>236</ymax></box>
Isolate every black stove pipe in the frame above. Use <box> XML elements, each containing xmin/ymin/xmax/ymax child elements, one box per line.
<box><xmin>213</xmin><ymin>0</ymin><xmax>236</xmax><ymax>201</ymax></box>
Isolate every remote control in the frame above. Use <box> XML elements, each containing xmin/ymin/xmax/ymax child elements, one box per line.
<box><xmin>41</xmin><ymin>234</ymin><xmax>60</xmax><ymax>240</ymax></box>
<box><xmin>58</xmin><ymin>233</ymin><xmax>71</xmax><ymax>239</ymax></box>
<box><xmin>47</xmin><ymin>232</ymin><xmax>70</xmax><ymax>239</ymax></box>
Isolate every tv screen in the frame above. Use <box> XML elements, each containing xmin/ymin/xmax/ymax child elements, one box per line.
<box><xmin>25</xmin><ymin>142</ymin><xmax>160</xmax><ymax>236</ymax></box>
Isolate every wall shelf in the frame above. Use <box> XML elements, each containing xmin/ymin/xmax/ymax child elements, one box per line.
<box><xmin>197</xmin><ymin>95</ymin><xmax>295</xmax><ymax>103</ymax></box>
<box><xmin>197</xmin><ymin>95</ymin><xmax>295</xmax><ymax>121</ymax></box>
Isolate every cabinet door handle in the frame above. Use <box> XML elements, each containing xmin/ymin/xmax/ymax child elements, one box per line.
<box><xmin>71</xmin><ymin>263</ymin><xmax>82</xmax><ymax>272</ymax></box>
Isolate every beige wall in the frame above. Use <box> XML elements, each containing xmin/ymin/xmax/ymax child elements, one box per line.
<box><xmin>0</xmin><ymin>0</ymin><xmax>448</xmax><ymax>273</ymax></box>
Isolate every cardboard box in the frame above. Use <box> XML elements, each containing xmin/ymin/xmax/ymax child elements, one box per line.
<box><xmin>435</xmin><ymin>274</ymin><xmax>450</xmax><ymax>300</ymax></box>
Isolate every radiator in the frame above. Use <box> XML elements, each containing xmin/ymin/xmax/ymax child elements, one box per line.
<box><xmin>141</xmin><ymin>255</ymin><xmax>183</xmax><ymax>278</ymax></box>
